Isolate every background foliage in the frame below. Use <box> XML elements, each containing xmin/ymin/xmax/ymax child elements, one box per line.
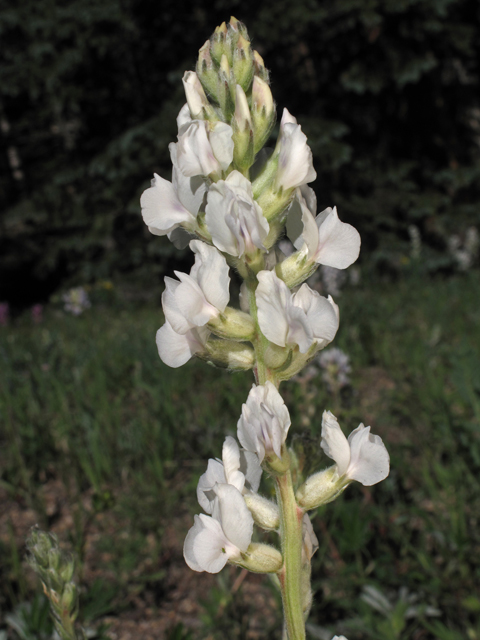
<box><xmin>1</xmin><ymin>0</ymin><xmax>479</xmax><ymax>304</ymax></box>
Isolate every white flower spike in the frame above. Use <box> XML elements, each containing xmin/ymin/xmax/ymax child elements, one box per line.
<box><xmin>162</xmin><ymin>240</ymin><xmax>230</xmax><ymax>334</ymax></box>
<box><xmin>184</xmin><ymin>483</ymin><xmax>254</xmax><ymax>573</ymax></box>
<box><xmin>205</xmin><ymin>170</ymin><xmax>269</xmax><ymax>257</ymax></box>
<box><xmin>255</xmin><ymin>270</ymin><xmax>339</xmax><ymax>353</ymax></box>
<box><xmin>287</xmin><ymin>187</ymin><xmax>361</xmax><ymax>269</ymax></box>
<box><xmin>237</xmin><ymin>382</ymin><xmax>291</xmax><ymax>462</ymax></box>
<box><xmin>321</xmin><ymin>411</ymin><xmax>390</xmax><ymax>486</ymax></box>
<box><xmin>197</xmin><ymin>436</ymin><xmax>262</xmax><ymax>514</ymax></box>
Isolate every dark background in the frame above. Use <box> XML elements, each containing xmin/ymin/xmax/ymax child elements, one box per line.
<box><xmin>1</xmin><ymin>0</ymin><xmax>479</xmax><ymax>305</ymax></box>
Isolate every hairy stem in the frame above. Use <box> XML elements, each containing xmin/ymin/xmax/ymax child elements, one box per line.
<box><xmin>276</xmin><ymin>472</ymin><xmax>305</xmax><ymax>640</ymax></box>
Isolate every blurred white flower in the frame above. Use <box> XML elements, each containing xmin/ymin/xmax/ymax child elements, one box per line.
<box><xmin>62</xmin><ymin>287</ymin><xmax>91</xmax><ymax>316</ymax></box>
<box><xmin>317</xmin><ymin>347</ymin><xmax>351</xmax><ymax>391</ymax></box>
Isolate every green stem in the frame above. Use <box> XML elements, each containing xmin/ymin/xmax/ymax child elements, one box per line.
<box><xmin>276</xmin><ymin>472</ymin><xmax>305</xmax><ymax>640</ymax></box>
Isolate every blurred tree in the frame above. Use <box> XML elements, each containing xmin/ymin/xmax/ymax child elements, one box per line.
<box><xmin>1</xmin><ymin>0</ymin><xmax>479</xmax><ymax>303</ymax></box>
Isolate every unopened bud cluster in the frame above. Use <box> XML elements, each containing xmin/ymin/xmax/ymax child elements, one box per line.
<box><xmin>140</xmin><ymin>16</ymin><xmax>390</xmax><ymax>637</ymax></box>
<box><xmin>27</xmin><ymin>528</ymin><xmax>86</xmax><ymax>640</ymax></box>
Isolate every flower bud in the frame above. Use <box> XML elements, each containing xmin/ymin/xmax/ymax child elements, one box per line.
<box><xmin>182</xmin><ymin>71</ymin><xmax>216</xmax><ymax>121</ymax></box>
<box><xmin>234</xmin><ymin>542</ymin><xmax>283</xmax><ymax>574</ymax></box>
<box><xmin>218</xmin><ymin>55</ymin><xmax>236</xmax><ymax>121</ymax></box>
<box><xmin>196</xmin><ymin>41</ymin><xmax>218</xmax><ymax>101</ymax></box>
<box><xmin>210</xmin><ymin>22</ymin><xmax>229</xmax><ymax>66</ymax></box>
<box><xmin>203</xmin><ymin>339</ymin><xmax>255</xmax><ymax>371</ymax></box>
<box><xmin>232</xmin><ymin>85</ymin><xmax>254</xmax><ymax>171</ymax></box>
<box><xmin>296</xmin><ymin>466</ymin><xmax>347</xmax><ymax>510</ymax></box>
<box><xmin>253</xmin><ymin>50</ymin><xmax>269</xmax><ymax>83</ymax></box>
<box><xmin>252</xmin><ymin>76</ymin><xmax>275</xmax><ymax>153</ymax></box>
<box><xmin>232</xmin><ymin>33</ymin><xmax>255</xmax><ymax>92</ymax></box>
<box><xmin>60</xmin><ymin>582</ymin><xmax>78</xmax><ymax>616</ymax></box>
<box><xmin>244</xmin><ymin>493</ymin><xmax>280</xmax><ymax>530</ymax></box>
<box><xmin>208</xmin><ymin>306</ymin><xmax>255</xmax><ymax>341</ymax></box>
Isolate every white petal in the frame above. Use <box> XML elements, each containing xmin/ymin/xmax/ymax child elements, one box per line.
<box><xmin>177</xmin><ymin>103</ymin><xmax>192</xmax><ymax>130</ymax></box>
<box><xmin>276</xmin><ymin>120</ymin><xmax>316</xmax><ymax>191</ymax></box>
<box><xmin>162</xmin><ymin>277</ymin><xmax>195</xmax><ymax>335</ymax></box>
<box><xmin>215</xmin><ymin>484</ymin><xmax>253</xmax><ymax>552</ymax></box>
<box><xmin>190</xmin><ymin>240</ymin><xmax>230</xmax><ymax>312</ymax></box>
<box><xmin>171</xmin><ymin>143</ymin><xmax>207</xmax><ymax>216</ymax></box>
<box><xmin>174</xmin><ymin>271</ymin><xmax>217</xmax><ymax>326</ymax></box>
<box><xmin>315</xmin><ymin>207</ymin><xmax>361</xmax><ymax>269</ymax></box>
<box><xmin>176</xmin><ymin>120</ymin><xmax>219</xmax><ymax>177</ymax></box>
<box><xmin>237</xmin><ymin>383</ymin><xmax>291</xmax><ymax>461</ymax></box>
<box><xmin>184</xmin><ymin>513</ymin><xmax>234</xmax><ymax>573</ymax></box>
<box><xmin>293</xmin><ymin>285</ymin><xmax>339</xmax><ymax>346</ymax></box>
<box><xmin>140</xmin><ymin>174</ymin><xmax>195</xmax><ymax>235</ymax></box>
<box><xmin>256</xmin><ymin>271</ymin><xmax>290</xmax><ymax>347</ymax></box>
<box><xmin>222</xmin><ymin>436</ymin><xmax>245</xmax><ymax>493</ymax></box>
<box><xmin>197</xmin><ymin>459</ymin><xmax>226</xmax><ymax>514</ymax></box>
<box><xmin>209</xmin><ymin>121</ymin><xmax>234</xmax><ymax>171</ymax></box>
<box><xmin>156</xmin><ymin>321</ymin><xmax>209</xmax><ymax>368</ymax></box>
<box><xmin>206</xmin><ymin>172</ymin><xmax>268</xmax><ymax>257</ymax></box>
<box><xmin>240</xmin><ymin>450</ymin><xmax>262</xmax><ymax>493</ymax></box>
<box><xmin>347</xmin><ymin>425</ymin><xmax>390</xmax><ymax>486</ymax></box>
<box><xmin>286</xmin><ymin>188</ymin><xmax>318</xmax><ymax>255</ymax></box>
<box><xmin>320</xmin><ymin>410</ymin><xmax>351</xmax><ymax>476</ymax></box>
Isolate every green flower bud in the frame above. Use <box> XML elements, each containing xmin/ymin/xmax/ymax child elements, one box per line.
<box><xmin>275</xmin><ymin>249</ymin><xmax>317</xmax><ymax>289</ymax></box>
<box><xmin>208</xmin><ymin>306</ymin><xmax>255</xmax><ymax>341</ymax></box>
<box><xmin>232</xmin><ymin>33</ymin><xmax>254</xmax><ymax>92</ymax></box>
<box><xmin>232</xmin><ymin>85</ymin><xmax>254</xmax><ymax>171</ymax></box>
<box><xmin>196</xmin><ymin>40</ymin><xmax>218</xmax><ymax>101</ymax></box>
<box><xmin>210</xmin><ymin>22</ymin><xmax>228</xmax><ymax>66</ymax></box>
<box><xmin>244</xmin><ymin>493</ymin><xmax>280</xmax><ymax>530</ymax></box>
<box><xmin>234</xmin><ymin>542</ymin><xmax>283</xmax><ymax>574</ymax></box>
<box><xmin>296</xmin><ymin>466</ymin><xmax>348</xmax><ymax>510</ymax></box>
<box><xmin>61</xmin><ymin>583</ymin><xmax>78</xmax><ymax>617</ymax></box>
<box><xmin>217</xmin><ymin>55</ymin><xmax>236</xmax><ymax>121</ymax></box>
<box><xmin>203</xmin><ymin>338</ymin><xmax>255</xmax><ymax>371</ymax></box>
<box><xmin>253</xmin><ymin>50</ymin><xmax>269</xmax><ymax>83</ymax></box>
<box><xmin>252</xmin><ymin>76</ymin><xmax>276</xmax><ymax>153</ymax></box>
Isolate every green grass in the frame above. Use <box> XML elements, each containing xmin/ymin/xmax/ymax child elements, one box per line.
<box><xmin>1</xmin><ymin>271</ymin><xmax>479</xmax><ymax>639</ymax></box>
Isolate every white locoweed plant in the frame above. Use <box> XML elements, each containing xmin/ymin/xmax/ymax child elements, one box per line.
<box><xmin>141</xmin><ymin>17</ymin><xmax>390</xmax><ymax>640</ymax></box>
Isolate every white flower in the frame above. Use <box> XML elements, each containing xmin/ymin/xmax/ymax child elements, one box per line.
<box><xmin>205</xmin><ymin>170</ymin><xmax>269</xmax><ymax>257</ymax></box>
<box><xmin>162</xmin><ymin>240</ymin><xmax>230</xmax><ymax>334</ymax></box>
<box><xmin>141</xmin><ymin>143</ymin><xmax>207</xmax><ymax>239</ymax></box>
<box><xmin>197</xmin><ymin>436</ymin><xmax>262</xmax><ymax>514</ymax></box>
<box><xmin>286</xmin><ymin>187</ymin><xmax>360</xmax><ymax>269</ymax></box>
<box><xmin>156</xmin><ymin>321</ymin><xmax>209</xmax><ymax>368</ymax></box>
<box><xmin>176</xmin><ymin>117</ymin><xmax>234</xmax><ymax>178</ymax></box>
<box><xmin>321</xmin><ymin>411</ymin><xmax>390</xmax><ymax>486</ymax></box>
<box><xmin>237</xmin><ymin>382</ymin><xmax>291</xmax><ymax>462</ymax></box>
<box><xmin>255</xmin><ymin>270</ymin><xmax>339</xmax><ymax>353</ymax></box>
<box><xmin>184</xmin><ymin>483</ymin><xmax>254</xmax><ymax>573</ymax></box>
<box><xmin>275</xmin><ymin>109</ymin><xmax>316</xmax><ymax>191</ymax></box>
